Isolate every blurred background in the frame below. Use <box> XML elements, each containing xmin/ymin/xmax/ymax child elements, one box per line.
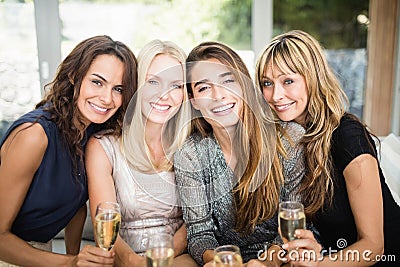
<box><xmin>0</xmin><ymin>0</ymin><xmax>399</xmax><ymax>138</ymax></box>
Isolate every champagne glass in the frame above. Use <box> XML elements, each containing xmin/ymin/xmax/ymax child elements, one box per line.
<box><xmin>94</xmin><ymin>201</ymin><xmax>121</xmax><ymax>251</ymax></box>
<box><xmin>214</xmin><ymin>245</ymin><xmax>243</xmax><ymax>267</ymax></box>
<box><xmin>145</xmin><ymin>232</ymin><xmax>174</xmax><ymax>267</ymax></box>
<box><xmin>278</xmin><ymin>201</ymin><xmax>306</xmax><ymax>243</ymax></box>
<box><xmin>278</xmin><ymin>201</ymin><xmax>306</xmax><ymax>266</ymax></box>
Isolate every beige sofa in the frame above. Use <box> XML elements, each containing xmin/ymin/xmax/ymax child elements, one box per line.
<box><xmin>52</xmin><ymin>205</ymin><xmax>95</xmax><ymax>253</ymax></box>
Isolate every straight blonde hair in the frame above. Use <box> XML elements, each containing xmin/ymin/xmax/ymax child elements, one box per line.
<box><xmin>123</xmin><ymin>40</ymin><xmax>191</xmax><ymax>173</ymax></box>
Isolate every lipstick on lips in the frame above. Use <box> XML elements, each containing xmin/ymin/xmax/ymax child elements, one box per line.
<box><xmin>89</xmin><ymin>102</ymin><xmax>110</xmax><ymax>113</ymax></box>
<box><xmin>274</xmin><ymin>102</ymin><xmax>294</xmax><ymax>112</ymax></box>
<box><xmin>212</xmin><ymin>103</ymin><xmax>235</xmax><ymax>114</ymax></box>
<box><xmin>150</xmin><ymin>102</ymin><xmax>171</xmax><ymax>112</ymax></box>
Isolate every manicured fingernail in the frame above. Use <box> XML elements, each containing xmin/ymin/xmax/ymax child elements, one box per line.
<box><xmin>282</xmin><ymin>244</ymin><xmax>288</xmax><ymax>249</ymax></box>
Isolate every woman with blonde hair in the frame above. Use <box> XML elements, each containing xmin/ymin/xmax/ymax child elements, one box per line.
<box><xmin>86</xmin><ymin>39</ymin><xmax>196</xmax><ymax>266</ymax></box>
<box><xmin>256</xmin><ymin>30</ymin><xmax>400</xmax><ymax>266</ymax></box>
<box><xmin>174</xmin><ymin>41</ymin><xmax>307</xmax><ymax>266</ymax></box>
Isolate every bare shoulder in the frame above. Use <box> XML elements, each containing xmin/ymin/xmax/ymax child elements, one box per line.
<box><xmin>85</xmin><ymin>135</ymin><xmax>112</xmax><ymax>166</ymax></box>
<box><xmin>1</xmin><ymin>122</ymin><xmax>48</xmax><ymax>178</ymax></box>
<box><xmin>344</xmin><ymin>153</ymin><xmax>377</xmax><ymax>174</ymax></box>
<box><xmin>86</xmin><ymin>135</ymin><xmax>107</xmax><ymax>154</ymax></box>
<box><xmin>2</xmin><ymin>122</ymin><xmax>48</xmax><ymax>155</ymax></box>
<box><xmin>344</xmin><ymin>153</ymin><xmax>379</xmax><ymax>190</ymax></box>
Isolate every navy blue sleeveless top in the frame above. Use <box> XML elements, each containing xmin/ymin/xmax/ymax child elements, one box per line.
<box><xmin>0</xmin><ymin>106</ymin><xmax>97</xmax><ymax>242</ymax></box>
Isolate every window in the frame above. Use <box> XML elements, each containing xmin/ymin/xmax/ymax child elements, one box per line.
<box><xmin>0</xmin><ymin>1</ymin><xmax>40</xmax><ymax>137</ymax></box>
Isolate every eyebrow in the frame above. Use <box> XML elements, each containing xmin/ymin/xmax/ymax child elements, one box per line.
<box><xmin>171</xmin><ymin>79</ymin><xmax>184</xmax><ymax>84</ymax></box>
<box><xmin>219</xmin><ymin>71</ymin><xmax>233</xmax><ymax>78</ymax></box>
<box><xmin>147</xmin><ymin>73</ymin><xmax>183</xmax><ymax>84</ymax></box>
<box><xmin>194</xmin><ymin>79</ymin><xmax>208</xmax><ymax>88</ymax></box>
<box><xmin>193</xmin><ymin>71</ymin><xmax>233</xmax><ymax>88</ymax></box>
<box><xmin>146</xmin><ymin>73</ymin><xmax>158</xmax><ymax>79</ymax></box>
<box><xmin>92</xmin><ymin>73</ymin><xmax>107</xmax><ymax>82</ymax></box>
<box><xmin>263</xmin><ymin>73</ymin><xmax>288</xmax><ymax>79</ymax></box>
<box><xmin>92</xmin><ymin>73</ymin><xmax>123</xmax><ymax>87</ymax></box>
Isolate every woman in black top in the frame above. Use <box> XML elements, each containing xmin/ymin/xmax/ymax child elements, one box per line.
<box><xmin>255</xmin><ymin>30</ymin><xmax>400</xmax><ymax>266</ymax></box>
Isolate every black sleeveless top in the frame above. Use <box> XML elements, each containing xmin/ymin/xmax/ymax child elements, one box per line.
<box><xmin>313</xmin><ymin>114</ymin><xmax>400</xmax><ymax>266</ymax></box>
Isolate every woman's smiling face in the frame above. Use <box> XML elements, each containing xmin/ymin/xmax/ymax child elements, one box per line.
<box><xmin>261</xmin><ymin>63</ymin><xmax>308</xmax><ymax>125</ymax></box>
<box><xmin>189</xmin><ymin>58</ymin><xmax>243</xmax><ymax>131</ymax></box>
<box><xmin>141</xmin><ymin>54</ymin><xmax>184</xmax><ymax>126</ymax></box>
<box><xmin>77</xmin><ymin>54</ymin><xmax>124</xmax><ymax>126</ymax></box>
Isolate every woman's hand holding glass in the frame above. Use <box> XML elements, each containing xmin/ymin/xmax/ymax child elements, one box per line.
<box><xmin>278</xmin><ymin>201</ymin><xmax>322</xmax><ymax>266</ymax></box>
<box><xmin>281</xmin><ymin>229</ymin><xmax>322</xmax><ymax>267</ymax></box>
<box><xmin>278</xmin><ymin>201</ymin><xmax>306</xmax><ymax>243</ymax></box>
<box><xmin>73</xmin><ymin>244</ymin><xmax>115</xmax><ymax>266</ymax></box>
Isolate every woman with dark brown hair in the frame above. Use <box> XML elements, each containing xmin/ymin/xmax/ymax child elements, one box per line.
<box><xmin>0</xmin><ymin>35</ymin><xmax>137</xmax><ymax>266</ymax></box>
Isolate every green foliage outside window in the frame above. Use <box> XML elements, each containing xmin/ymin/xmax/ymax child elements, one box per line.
<box><xmin>7</xmin><ymin>0</ymin><xmax>368</xmax><ymax>49</ymax></box>
<box><xmin>130</xmin><ymin>0</ymin><xmax>368</xmax><ymax>50</ymax></box>
<box><xmin>274</xmin><ymin>0</ymin><xmax>369</xmax><ymax>49</ymax></box>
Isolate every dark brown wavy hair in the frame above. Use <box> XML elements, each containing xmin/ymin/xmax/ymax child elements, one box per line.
<box><xmin>36</xmin><ymin>35</ymin><xmax>138</xmax><ymax>171</ymax></box>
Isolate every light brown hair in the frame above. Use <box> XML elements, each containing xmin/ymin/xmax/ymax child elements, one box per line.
<box><xmin>187</xmin><ymin>41</ymin><xmax>284</xmax><ymax>232</ymax></box>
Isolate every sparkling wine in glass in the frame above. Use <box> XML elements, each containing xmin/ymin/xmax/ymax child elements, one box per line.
<box><xmin>278</xmin><ymin>201</ymin><xmax>306</xmax><ymax>243</ymax></box>
<box><xmin>94</xmin><ymin>201</ymin><xmax>121</xmax><ymax>251</ymax></box>
<box><xmin>145</xmin><ymin>232</ymin><xmax>174</xmax><ymax>267</ymax></box>
<box><xmin>214</xmin><ymin>245</ymin><xmax>243</xmax><ymax>267</ymax></box>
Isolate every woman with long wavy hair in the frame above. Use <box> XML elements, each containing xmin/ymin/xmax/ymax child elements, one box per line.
<box><xmin>256</xmin><ymin>30</ymin><xmax>400</xmax><ymax>267</ymax></box>
<box><xmin>0</xmin><ymin>35</ymin><xmax>137</xmax><ymax>266</ymax></box>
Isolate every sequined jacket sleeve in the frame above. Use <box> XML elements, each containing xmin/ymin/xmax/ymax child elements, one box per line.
<box><xmin>174</xmin><ymin>134</ymin><xmax>222</xmax><ymax>265</ymax></box>
<box><xmin>278</xmin><ymin>122</ymin><xmax>321</xmax><ymax>244</ymax></box>
<box><xmin>279</xmin><ymin>121</ymin><xmax>306</xmax><ymax>202</ymax></box>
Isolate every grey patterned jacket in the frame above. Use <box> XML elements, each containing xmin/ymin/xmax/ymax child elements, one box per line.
<box><xmin>174</xmin><ymin>122</ymin><xmax>306</xmax><ymax>265</ymax></box>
